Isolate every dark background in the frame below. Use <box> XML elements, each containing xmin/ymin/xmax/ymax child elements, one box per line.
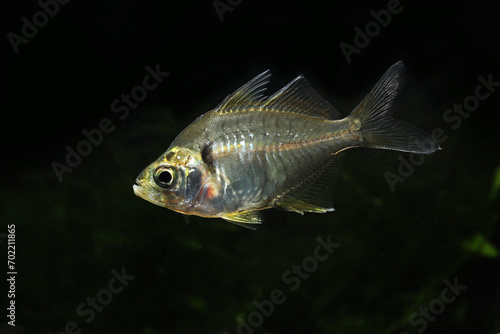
<box><xmin>1</xmin><ymin>0</ymin><xmax>499</xmax><ymax>333</ymax></box>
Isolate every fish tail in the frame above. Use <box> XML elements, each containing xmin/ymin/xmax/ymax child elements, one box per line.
<box><xmin>348</xmin><ymin>61</ymin><xmax>440</xmax><ymax>154</ymax></box>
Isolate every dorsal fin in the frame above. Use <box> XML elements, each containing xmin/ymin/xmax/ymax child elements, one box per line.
<box><xmin>214</xmin><ymin>70</ymin><xmax>339</xmax><ymax>119</ymax></box>
<box><xmin>214</xmin><ymin>70</ymin><xmax>271</xmax><ymax>113</ymax></box>
<box><xmin>263</xmin><ymin>75</ymin><xmax>339</xmax><ymax>120</ymax></box>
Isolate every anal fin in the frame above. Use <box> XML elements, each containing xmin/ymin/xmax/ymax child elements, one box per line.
<box><xmin>274</xmin><ymin>153</ymin><xmax>344</xmax><ymax>214</ymax></box>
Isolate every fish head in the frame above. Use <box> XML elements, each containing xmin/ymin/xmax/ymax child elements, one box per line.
<box><xmin>133</xmin><ymin>147</ymin><xmax>207</xmax><ymax>214</ymax></box>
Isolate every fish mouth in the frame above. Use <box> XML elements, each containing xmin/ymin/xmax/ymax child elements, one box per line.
<box><xmin>133</xmin><ymin>183</ymin><xmax>161</xmax><ymax>207</ymax></box>
<box><xmin>133</xmin><ymin>184</ymin><xmax>146</xmax><ymax>198</ymax></box>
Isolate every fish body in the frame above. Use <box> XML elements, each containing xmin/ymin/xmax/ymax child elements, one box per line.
<box><xmin>133</xmin><ymin>61</ymin><xmax>439</xmax><ymax>226</ymax></box>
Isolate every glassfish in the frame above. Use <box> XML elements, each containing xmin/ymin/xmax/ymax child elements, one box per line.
<box><xmin>133</xmin><ymin>61</ymin><xmax>439</xmax><ymax>227</ymax></box>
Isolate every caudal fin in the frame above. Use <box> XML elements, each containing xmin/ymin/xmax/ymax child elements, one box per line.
<box><xmin>348</xmin><ymin>61</ymin><xmax>440</xmax><ymax>154</ymax></box>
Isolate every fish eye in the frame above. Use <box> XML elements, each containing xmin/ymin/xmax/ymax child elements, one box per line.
<box><xmin>153</xmin><ymin>165</ymin><xmax>178</xmax><ymax>189</ymax></box>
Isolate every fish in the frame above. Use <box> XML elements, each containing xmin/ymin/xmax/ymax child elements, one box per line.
<box><xmin>133</xmin><ymin>61</ymin><xmax>439</xmax><ymax>227</ymax></box>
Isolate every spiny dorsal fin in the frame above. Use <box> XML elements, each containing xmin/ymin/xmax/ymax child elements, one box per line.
<box><xmin>263</xmin><ymin>75</ymin><xmax>339</xmax><ymax>120</ymax></box>
<box><xmin>215</xmin><ymin>70</ymin><xmax>271</xmax><ymax>113</ymax></box>
<box><xmin>214</xmin><ymin>70</ymin><xmax>339</xmax><ymax>120</ymax></box>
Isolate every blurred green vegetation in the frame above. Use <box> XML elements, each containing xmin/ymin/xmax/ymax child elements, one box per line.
<box><xmin>2</xmin><ymin>101</ymin><xmax>499</xmax><ymax>334</ymax></box>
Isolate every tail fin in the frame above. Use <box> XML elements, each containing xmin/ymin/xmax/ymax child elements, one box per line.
<box><xmin>348</xmin><ymin>61</ymin><xmax>440</xmax><ymax>154</ymax></box>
